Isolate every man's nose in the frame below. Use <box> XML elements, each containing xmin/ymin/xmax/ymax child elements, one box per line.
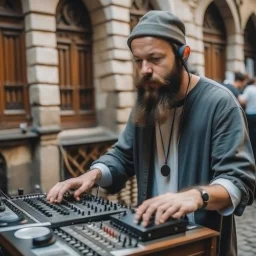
<box><xmin>141</xmin><ymin>60</ymin><xmax>153</xmax><ymax>76</ymax></box>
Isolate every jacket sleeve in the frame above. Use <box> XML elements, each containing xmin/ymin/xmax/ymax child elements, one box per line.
<box><xmin>91</xmin><ymin>112</ymin><xmax>135</xmax><ymax>194</ymax></box>
<box><xmin>211</xmin><ymin>106</ymin><xmax>256</xmax><ymax>216</ymax></box>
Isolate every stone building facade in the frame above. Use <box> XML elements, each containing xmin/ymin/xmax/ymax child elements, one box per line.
<box><xmin>0</xmin><ymin>0</ymin><xmax>255</xmax><ymax>195</ymax></box>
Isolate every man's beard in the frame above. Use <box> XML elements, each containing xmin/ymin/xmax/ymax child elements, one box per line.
<box><xmin>133</xmin><ymin>60</ymin><xmax>183</xmax><ymax>127</ymax></box>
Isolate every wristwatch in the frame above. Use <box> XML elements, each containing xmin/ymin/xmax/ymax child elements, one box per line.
<box><xmin>195</xmin><ymin>187</ymin><xmax>209</xmax><ymax>209</ymax></box>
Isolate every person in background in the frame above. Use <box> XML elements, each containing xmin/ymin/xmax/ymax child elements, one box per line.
<box><xmin>189</xmin><ymin>68</ymin><xmax>199</xmax><ymax>76</ymax></box>
<box><xmin>47</xmin><ymin>11</ymin><xmax>255</xmax><ymax>256</ymax></box>
<box><xmin>224</xmin><ymin>72</ymin><xmax>248</xmax><ymax>100</ymax></box>
<box><xmin>239</xmin><ymin>77</ymin><xmax>256</xmax><ymax>158</ymax></box>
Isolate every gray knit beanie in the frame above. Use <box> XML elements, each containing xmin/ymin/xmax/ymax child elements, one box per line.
<box><xmin>127</xmin><ymin>10</ymin><xmax>186</xmax><ymax>49</ymax></box>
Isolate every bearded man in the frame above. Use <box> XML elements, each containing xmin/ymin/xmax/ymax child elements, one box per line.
<box><xmin>47</xmin><ymin>11</ymin><xmax>255</xmax><ymax>256</ymax></box>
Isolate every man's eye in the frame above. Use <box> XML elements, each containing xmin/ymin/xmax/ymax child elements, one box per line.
<box><xmin>148</xmin><ymin>57</ymin><xmax>161</xmax><ymax>63</ymax></box>
<box><xmin>134</xmin><ymin>59</ymin><xmax>142</xmax><ymax>64</ymax></box>
<box><xmin>151</xmin><ymin>57</ymin><xmax>160</xmax><ymax>62</ymax></box>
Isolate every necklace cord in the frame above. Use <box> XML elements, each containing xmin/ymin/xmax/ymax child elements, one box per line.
<box><xmin>157</xmin><ymin>45</ymin><xmax>192</xmax><ymax>176</ymax></box>
<box><xmin>158</xmin><ymin>108</ymin><xmax>177</xmax><ymax>165</ymax></box>
<box><xmin>178</xmin><ymin>56</ymin><xmax>191</xmax><ymax>142</ymax></box>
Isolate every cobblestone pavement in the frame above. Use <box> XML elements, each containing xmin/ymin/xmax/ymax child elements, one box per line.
<box><xmin>236</xmin><ymin>200</ymin><xmax>256</xmax><ymax>256</ymax></box>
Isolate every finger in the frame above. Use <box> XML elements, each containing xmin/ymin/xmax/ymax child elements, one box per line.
<box><xmin>47</xmin><ymin>183</ymin><xmax>63</xmax><ymax>203</ymax></box>
<box><xmin>135</xmin><ymin>201</ymin><xmax>151</xmax><ymax>221</ymax></box>
<box><xmin>154</xmin><ymin>203</ymin><xmax>172</xmax><ymax>225</ymax></box>
<box><xmin>160</xmin><ymin>205</ymin><xmax>183</xmax><ymax>222</ymax></box>
<box><xmin>136</xmin><ymin>196</ymin><xmax>169</xmax><ymax>222</ymax></box>
<box><xmin>73</xmin><ymin>181</ymin><xmax>93</xmax><ymax>199</ymax></box>
<box><xmin>135</xmin><ymin>194</ymin><xmax>172</xmax><ymax>222</ymax></box>
<box><xmin>56</xmin><ymin>182</ymin><xmax>74</xmax><ymax>203</ymax></box>
<box><xmin>141</xmin><ymin>203</ymin><xmax>160</xmax><ymax>226</ymax></box>
<box><xmin>47</xmin><ymin>183</ymin><xmax>60</xmax><ymax>200</ymax></box>
<box><xmin>171</xmin><ymin>211</ymin><xmax>185</xmax><ymax>219</ymax></box>
<box><xmin>135</xmin><ymin>204</ymin><xmax>147</xmax><ymax>220</ymax></box>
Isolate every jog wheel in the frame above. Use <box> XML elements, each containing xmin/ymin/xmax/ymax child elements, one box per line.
<box><xmin>14</xmin><ymin>227</ymin><xmax>56</xmax><ymax>248</ymax></box>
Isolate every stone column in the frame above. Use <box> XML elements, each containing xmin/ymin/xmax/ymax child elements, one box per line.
<box><xmin>187</xmin><ymin>24</ymin><xmax>205</xmax><ymax>76</ymax></box>
<box><xmin>226</xmin><ymin>34</ymin><xmax>245</xmax><ymax>73</ymax></box>
<box><xmin>91</xmin><ymin>0</ymin><xmax>134</xmax><ymax>133</ymax></box>
<box><xmin>22</xmin><ymin>0</ymin><xmax>60</xmax><ymax>192</ymax></box>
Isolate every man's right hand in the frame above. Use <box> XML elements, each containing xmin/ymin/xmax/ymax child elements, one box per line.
<box><xmin>46</xmin><ymin>169</ymin><xmax>102</xmax><ymax>203</ymax></box>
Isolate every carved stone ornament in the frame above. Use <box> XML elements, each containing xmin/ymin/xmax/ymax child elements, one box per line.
<box><xmin>131</xmin><ymin>0</ymin><xmax>152</xmax><ymax>11</ymax></box>
<box><xmin>0</xmin><ymin>0</ymin><xmax>21</xmax><ymax>12</ymax></box>
<box><xmin>0</xmin><ymin>0</ymin><xmax>14</xmax><ymax>10</ymax></box>
<box><xmin>182</xmin><ymin>0</ymin><xmax>200</xmax><ymax>9</ymax></box>
<box><xmin>56</xmin><ymin>0</ymin><xmax>91</xmax><ymax>30</ymax></box>
<box><xmin>236</xmin><ymin>0</ymin><xmax>243</xmax><ymax>6</ymax></box>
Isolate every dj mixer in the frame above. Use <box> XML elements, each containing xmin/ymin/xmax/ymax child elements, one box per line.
<box><xmin>10</xmin><ymin>193</ymin><xmax>126</xmax><ymax>227</ymax></box>
<box><xmin>0</xmin><ymin>190</ymin><xmax>189</xmax><ymax>256</ymax></box>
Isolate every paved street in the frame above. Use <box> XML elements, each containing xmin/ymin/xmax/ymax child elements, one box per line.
<box><xmin>236</xmin><ymin>200</ymin><xmax>256</xmax><ymax>255</ymax></box>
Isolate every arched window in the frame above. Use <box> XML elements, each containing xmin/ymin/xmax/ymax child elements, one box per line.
<box><xmin>203</xmin><ymin>2</ymin><xmax>226</xmax><ymax>83</ymax></box>
<box><xmin>0</xmin><ymin>0</ymin><xmax>29</xmax><ymax>129</ymax></box>
<box><xmin>244</xmin><ymin>16</ymin><xmax>256</xmax><ymax>78</ymax></box>
<box><xmin>56</xmin><ymin>0</ymin><xmax>95</xmax><ymax>128</ymax></box>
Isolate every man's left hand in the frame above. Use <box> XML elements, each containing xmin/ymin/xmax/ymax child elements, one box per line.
<box><xmin>135</xmin><ymin>189</ymin><xmax>203</xmax><ymax>227</ymax></box>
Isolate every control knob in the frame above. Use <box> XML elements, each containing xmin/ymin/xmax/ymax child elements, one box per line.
<box><xmin>18</xmin><ymin>188</ymin><xmax>24</xmax><ymax>196</ymax></box>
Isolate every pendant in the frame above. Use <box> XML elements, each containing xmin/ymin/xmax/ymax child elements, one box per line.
<box><xmin>161</xmin><ymin>164</ymin><xmax>170</xmax><ymax>177</ymax></box>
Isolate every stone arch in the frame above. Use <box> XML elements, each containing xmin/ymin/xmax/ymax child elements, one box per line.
<box><xmin>244</xmin><ymin>13</ymin><xmax>256</xmax><ymax>77</ymax></box>
<box><xmin>195</xmin><ymin>0</ymin><xmax>243</xmax><ymax>76</ymax></box>
<box><xmin>128</xmin><ymin>0</ymin><xmax>173</xmax><ymax>12</ymax></box>
<box><xmin>129</xmin><ymin>0</ymin><xmax>173</xmax><ymax>11</ymax></box>
<box><xmin>54</xmin><ymin>0</ymin><xmax>104</xmax><ymax>16</ymax></box>
<box><xmin>243</xmin><ymin>12</ymin><xmax>256</xmax><ymax>31</ymax></box>
<box><xmin>54</xmin><ymin>0</ymin><xmax>107</xmax><ymax>35</ymax></box>
<box><xmin>54</xmin><ymin>0</ymin><xmax>106</xmax><ymax>30</ymax></box>
<box><xmin>82</xmin><ymin>0</ymin><xmax>107</xmax><ymax>25</ymax></box>
<box><xmin>195</xmin><ymin>0</ymin><xmax>240</xmax><ymax>34</ymax></box>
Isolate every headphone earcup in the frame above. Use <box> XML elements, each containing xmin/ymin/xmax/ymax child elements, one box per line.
<box><xmin>178</xmin><ymin>45</ymin><xmax>190</xmax><ymax>62</ymax></box>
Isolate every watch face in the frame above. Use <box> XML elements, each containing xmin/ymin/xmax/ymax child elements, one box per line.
<box><xmin>202</xmin><ymin>191</ymin><xmax>209</xmax><ymax>201</ymax></box>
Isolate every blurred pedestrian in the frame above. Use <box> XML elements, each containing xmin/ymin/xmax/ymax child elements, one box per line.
<box><xmin>239</xmin><ymin>77</ymin><xmax>256</xmax><ymax>158</ymax></box>
<box><xmin>224</xmin><ymin>72</ymin><xmax>247</xmax><ymax>100</ymax></box>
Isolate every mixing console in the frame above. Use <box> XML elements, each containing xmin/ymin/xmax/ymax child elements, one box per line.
<box><xmin>11</xmin><ymin>193</ymin><xmax>127</xmax><ymax>227</ymax></box>
<box><xmin>0</xmin><ymin>191</ymin><xmax>191</xmax><ymax>256</ymax></box>
<box><xmin>54</xmin><ymin>219</ymin><xmax>140</xmax><ymax>255</ymax></box>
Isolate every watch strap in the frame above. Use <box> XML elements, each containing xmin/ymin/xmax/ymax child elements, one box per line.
<box><xmin>195</xmin><ymin>187</ymin><xmax>209</xmax><ymax>209</ymax></box>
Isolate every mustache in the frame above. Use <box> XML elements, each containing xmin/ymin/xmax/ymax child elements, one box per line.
<box><xmin>135</xmin><ymin>75</ymin><xmax>170</xmax><ymax>90</ymax></box>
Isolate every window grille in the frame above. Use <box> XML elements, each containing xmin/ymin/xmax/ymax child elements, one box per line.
<box><xmin>0</xmin><ymin>0</ymin><xmax>29</xmax><ymax>129</ymax></box>
<box><xmin>56</xmin><ymin>0</ymin><xmax>95</xmax><ymax>128</ymax></box>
